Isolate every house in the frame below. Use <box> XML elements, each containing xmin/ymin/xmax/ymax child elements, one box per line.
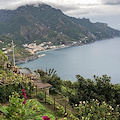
<box><xmin>19</xmin><ymin>68</ymin><xmax>52</xmax><ymax>95</ymax></box>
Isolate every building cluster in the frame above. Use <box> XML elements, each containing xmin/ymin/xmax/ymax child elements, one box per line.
<box><xmin>23</xmin><ymin>42</ymin><xmax>66</xmax><ymax>54</ymax></box>
<box><xmin>0</xmin><ymin>40</ymin><xmax>4</xmax><ymax>43</ymax></box>
<box><xmin>2</xmin><ymin>47</ymin><xmax>12</xmax><ymax>54</ymax></box>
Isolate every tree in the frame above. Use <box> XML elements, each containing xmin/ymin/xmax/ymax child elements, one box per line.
<box><xmin>35</xmin><ymin>69</ymin><xmax>47</xmax><ymax>78</ymax></box>
<box><xmin>0</xmin><ymin>50</ymin><xmax>8</xmax><ymax>69</ymax></box>
<box><xmin>63</xmin><ymin>80</ymin><xmax>72</xmax><ymax>88</ymax></box>
<box><xmin>43</xmin><ymin>69</ymin><xmax>62</xmax><ymax>91</ymax></box>
<box><xmin>94</xmin><ymin>75</ymin><xmax>114</xmax><ymax>103</ymax></box>
<box><xmin>76</xmin><ymin>75</ymin><xmax>88</xmax><ymax>101</ymax></box>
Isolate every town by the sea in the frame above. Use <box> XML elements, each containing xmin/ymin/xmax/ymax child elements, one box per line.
<box><xmin>18</xmin><ymin>37</ymin><xmax>120</xmax><ymax>84</ymax></box>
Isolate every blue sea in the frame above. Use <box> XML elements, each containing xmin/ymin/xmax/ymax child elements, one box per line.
<box><xmin>18</xmin><ymin>37</ymin><xmax>120</xmax><ymax>84</ymax></box>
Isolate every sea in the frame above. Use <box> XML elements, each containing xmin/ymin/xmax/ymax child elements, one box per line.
<box><xmin>18</xmin><ymin>37</ymin><xmax>120</xmax><ymax>84</ymax></box>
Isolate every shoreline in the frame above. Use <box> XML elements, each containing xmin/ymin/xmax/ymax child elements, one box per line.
<box><xmin>17</xmin><ymin>42</ymin><xmax>93</xmax><ymax>65</ymax></box>
<box><xmin>17</xmin><ymin>45</ymin><xmax>77</xmax><ymax>65</ymax></box>
<box><xmin>37</xmin><ymin>45</ymin><xmax>71</xmax><ymax>54</ymax></box>
<box><xmin>17</xmin><ymin>37</ymin><xmax>118</xmax><ymax>65</ymax></box>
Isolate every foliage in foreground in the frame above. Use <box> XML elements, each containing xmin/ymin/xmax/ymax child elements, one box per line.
<box><xmin>68</xmin><ymin>75</ymin><xmax>120</xmax><ymax>108</ymax></box>
<box><xmin>36</xmin><ymin>69</ymin><xmax>120</xmax><ymax>119</ymax></box>
<box><xmin>0</xmin><ymin>92</ymin><xmax>55</xmax><ymax>120</ymax></box>
<box><xmin>75</xmin><ymin>99</ymin><xmax>119</xmax><ymax>120</ymax></box>
<box><xmin>0</xmin><ymin>50</ymin><xmax>8</xmax><ymax>69</ymax></box>
<box><xmin>0</xmin><ymin>70</ymin><xmax>35</xmax><ymax>103</ymax></box>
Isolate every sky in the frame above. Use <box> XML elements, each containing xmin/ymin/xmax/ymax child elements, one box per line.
<box><xmin>0</xmin><ymin>0</ymin><xmax>120</xmax><ymax>30</ymax></box>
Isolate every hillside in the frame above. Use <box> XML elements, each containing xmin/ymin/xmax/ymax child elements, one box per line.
<box><xmin>0</xmin><ymin>51</ymin><xmax>120</xmax><ymax>119</ymax></box>
<box><xmin>0</xmin><ymin>35</ymin><xmax>37</xmax><ymax>64</ymax></box>
<box><xmin>0</xmin><ymin>4</ymin><xmax>120</xmax><ymax>45</ymax></box>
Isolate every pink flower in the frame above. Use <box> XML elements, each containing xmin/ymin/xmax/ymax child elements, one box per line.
<box><xmin>24</xmin><ymin>93</ymin><xmax>27</xmax><ymax>99</ymax></box>
<box><xmin>42</xmin><ymin>116</ymin><xmax>50</xmax><ymax>120</ymax></box>
<box><xmin>22</xmin><ymin>89</ymin><xmax>27</xmax><ymax>99</ymax></box>
<box><xmin>24</xmin><ymin>100</ymin><xmax>26</xmax><ymax>104</ymax></box>
<box><xmin>22</xmin><ymin>89</ymin><xmax>25</xmax><ymax>93</ymax></box>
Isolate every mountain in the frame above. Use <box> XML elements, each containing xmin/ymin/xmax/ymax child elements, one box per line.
<box><xmin>0</xmin><ymin>4</ymin><xmax>120</xmax><ymax>45</ymax></box>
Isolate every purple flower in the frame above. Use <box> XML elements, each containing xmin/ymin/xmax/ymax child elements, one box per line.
<box><xmin>42</xmin><ymin>116</ymin><xmax>50</xmax><ymax>120</ymax></box>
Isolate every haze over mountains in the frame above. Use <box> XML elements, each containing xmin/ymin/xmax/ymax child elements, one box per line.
<box><xmin>0</xmin><ymin>4</ymin><xmax>120</xmax><ymax>45</ymax></box>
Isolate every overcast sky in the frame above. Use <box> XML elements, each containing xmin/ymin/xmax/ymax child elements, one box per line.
<box><xmin>0</xmin><ymin>0</ymin><xmax>120</xmax><ymax>30</ymax></box>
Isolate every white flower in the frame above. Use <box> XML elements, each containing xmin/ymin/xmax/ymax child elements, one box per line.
<box><xmin>109</xmin><ymin>105</ymin><xmax>112</xmax><ymax>109</ymax></box>
<box><xmin>112</xmin><ymin>108</ymin><xmax>114</xmax><ymax>110</ymax></box>
<box><xmin>107</xmin><ymin>113</ymin><xmax>110</xmax><ymax>115</ymax></box>
<box><xmin>96</xmin><ymin>99</ymin><xmax>99</xmax><ymax>102</ymax></box>
<box><xmin>79</xmin><ymin>101</ymin><xmax>82</xmax><ymax>104</ymax></box>
<box><xmin>103</xmin><ymin>101</ymin><xmax>106</xmax><ymax>105</ymax></box>
<box><xmin>97</xmin><ymin>102</ymin><xmax>100</xmax><ymax>105</ymax></box>
<box><xmin>82</xmin><ymin>117</ymin><xmax>84</xmax><ymax>119</ymax></box>
<box><xmin>75</xmin><ymin>104</ymin><xmax>77</xmax><ymax>107</ymax></box>
<box><xmin>83</xmin><ymin>101</ymin><xmax>85</xmax><ymax>104</ymax></box>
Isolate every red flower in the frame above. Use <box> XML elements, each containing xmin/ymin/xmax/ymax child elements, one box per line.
<box><xmin>42</xmin><ymin>116</ymin><xmax>50</xmax><ymax>120</ymax></box>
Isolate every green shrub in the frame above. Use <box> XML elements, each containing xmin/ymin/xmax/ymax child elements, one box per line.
<box><xmin>46</xmin><ymin>95</ymin><xmax>54</xmax><ymax>105</ymax></box>
<box><xmin>37</xmin><ymin>91</ymin><xmax>45</xmax><ymax>100</ymax></box>
<box><xmin>75</xmin><ymin>99</ymin><xmax>120</xmax><ymax>119</ymax></box>
<box><xmin>0</xmin><ymin>92</ymin><xmax>55</xmax><ymax>120</ymax></box>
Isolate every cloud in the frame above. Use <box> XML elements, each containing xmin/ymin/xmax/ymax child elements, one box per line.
<box><xmin>64</xmin><ymin>5</ymin><xmax>101</xmax><ymax>17</ymax></box>
<box><xmin>0</xmin><ymin>0</ymin><xmax>119</xmax><ymax>30</ymax></box>
<box><xmin>0</xmin><ymin>0</ymin><xmax>43</xmax><ymax>10</ymax></box>
<box><xmin>102</xmin><ymin>0</ymin><xmax>120</xmax><ymax>5</ymax></box>
<box><xmin>46</xmin><ymin>1</ymin><xmax>101</xmax><ymax>16</ymax></box>
<box><xmin>0</xmin><ymin>0</ymin><xmax>119</xmax><ymax>18</ymax></box>
<box><xmin>0</xmin><ymin>0</ymin><xmax>102</xmax><ymax>16</ymax></box>
<box><xmin>45</xmin><ymin>1</ymin><xmax>80</xmax><ymax>12</ymax></box>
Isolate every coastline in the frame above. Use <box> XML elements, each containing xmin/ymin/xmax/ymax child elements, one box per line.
<box><xmin>17</xmin><ymin>37</ymin><xmax>118</xmax><ymax>65</ymax></box>
<box><xmin>17</xmin><ymin>45</ymin><xmax>75</xmax><ymax>65</ymax></box>
<box><xmin>16</xmin><ymin>42</ymin><xmax>92</xmax><ymax>65</ymax></box>
<box><xmin>16</xmin><ymin>54</ymin><xmax>38</xmax><ymax>65</ymax></box>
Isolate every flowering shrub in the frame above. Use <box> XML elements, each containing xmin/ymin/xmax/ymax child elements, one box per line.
<box><xmin>0</xmin><ymin>70</ymin><xmax>35</xmax><ymax>103</ymax></box>
<box><xmin>22</xmin><ymin>89</ymin><xmax>27</xmax><ymax>104</ymax></box>
<box><xmin>5</xmin><ymin>92</ymin><xmax>27</xmax><ymax>120</ymax></box>
<box><xmin>75</xmin><ymin>99</ymin><xmax>120</xmax><ymax>119</ymax></box>
<box><xmin>0</xmin><ymin>92</ymin><xmax>55</xmax><ymax>120</ymax></box>
<box><xmin>43</xmin><ymin>116</ymin><xmax>50</xmax><ymax>120</ymax></box>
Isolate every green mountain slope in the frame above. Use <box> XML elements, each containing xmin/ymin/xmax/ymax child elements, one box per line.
<box><xmin>0</xmin><ymin>4</ymin><xmax>120</xmax><ymax>45</ymax></box>
<box><xmin>71</xmin><ymin>17</ymin><xmax>120</xmax><ymax>39</ymax></box>
<box><xmin>0</xmin><ymin>35</ymin><xmax>36</xmax><ymax>64</ymax></box>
